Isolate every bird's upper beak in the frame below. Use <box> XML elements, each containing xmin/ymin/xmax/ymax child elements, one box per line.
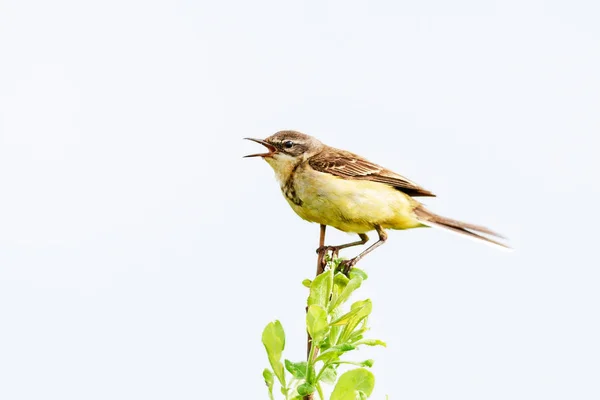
<box><xmin>243</xmin><ymin>138</ymin><xmax>277</xmax><ymax>158</ymax></box>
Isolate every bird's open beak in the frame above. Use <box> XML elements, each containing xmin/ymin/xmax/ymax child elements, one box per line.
<box><xmin>243</xmin><ymin>138</ymin><xmax>277</xmax><ymax>158</ymax></box>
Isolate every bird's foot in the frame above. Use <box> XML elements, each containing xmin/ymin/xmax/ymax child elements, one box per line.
<box><xmin>339</xmin><ymin>257</ymin><xmax>359</xmax><ymax>276</ymax></box>
<box><xmin>318</xmin><ymin>254</ymin><xmax>328</xmax><ymax>271</ymax></box>
<box><xmin>316</xmin><ymin>245</ymin><xmax>340</xmax><ymax>259</ymax></box>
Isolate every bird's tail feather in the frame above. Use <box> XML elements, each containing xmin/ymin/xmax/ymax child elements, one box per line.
<box><xmin>414</xmin><ymin>206</ymin><xmax>510</xmax><ymax>249</ymax></box>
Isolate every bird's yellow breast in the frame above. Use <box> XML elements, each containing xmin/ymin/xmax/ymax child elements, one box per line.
<box><xmin>279</xmin><ymin>163</ymin><xmax>423</xmax><ymax>233</ymax></box>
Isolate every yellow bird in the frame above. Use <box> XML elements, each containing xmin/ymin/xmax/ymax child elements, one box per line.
<box><xmin>245</xmin><ymin>130</ymin><xmax>507</xmax><ymax>271</ymax></box>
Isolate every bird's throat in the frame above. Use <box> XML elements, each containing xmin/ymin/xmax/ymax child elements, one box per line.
<box><xmin>264</xmin><ymin>154</ymin><xmax>302</xmax><ymax>188</ymax></box>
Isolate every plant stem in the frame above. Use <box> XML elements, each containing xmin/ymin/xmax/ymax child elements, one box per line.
<box><xmin>304</xmin><ymin>224</ymin><xmax>327</xmax><ymax>400</ymax></box>
<box><xmin>307</xmin><ymin>343</ymin><xmax>316</xmax><ymax>375</ymax></box>
<box><xmin>314</xmin><ymin>363</ymin><xmax>328</xmax><ymax>384</ymax></box>
<box><xmin>316</xmin><ymin>382</ymin><xmax>325</xmax><ymax>400</ymax></box>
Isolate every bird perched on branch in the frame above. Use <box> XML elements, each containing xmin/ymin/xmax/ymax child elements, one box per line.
<box><xmin>245</xmin><ymin>130</ymin><xmax>508</xmax><ymax>272</ymax></box>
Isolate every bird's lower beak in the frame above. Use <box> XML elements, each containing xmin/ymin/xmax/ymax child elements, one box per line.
<box><xmin>243</xmin><ymin>138</ymin><xmax>277</xmax><ymax>158</ymax></box>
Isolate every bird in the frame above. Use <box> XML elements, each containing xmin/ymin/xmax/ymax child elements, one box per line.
<box><xmin>244</xmin><ymin>130</ymin><xmax>507</xmax><ymax>271</ymax></box>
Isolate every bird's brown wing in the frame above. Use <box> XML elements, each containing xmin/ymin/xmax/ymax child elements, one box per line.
<box><xmin>308</xmin><ymin>149</ymin><xmax>436</xmax><ymax>197</ymax></box>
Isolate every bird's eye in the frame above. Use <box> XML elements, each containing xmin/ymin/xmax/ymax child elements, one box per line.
<box><xmin>283</xmin><ymin>140</ymin><xmax>294</xmax><ymax>149</ymax></box>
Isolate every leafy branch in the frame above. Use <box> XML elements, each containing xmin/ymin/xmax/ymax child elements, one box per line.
<box><xmin>261</xmin><ymin>256</ymin><xmax>386</xmax><ymax>399</ymax></box>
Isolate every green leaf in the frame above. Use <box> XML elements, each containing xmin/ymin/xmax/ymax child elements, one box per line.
<box><xmin>362</xmin><ymin>359</ymin><xmax>374</xmax><ymax>368</ymax></box>
<box><xmin>328</xmin><ymin>255</ymin><xmax>342</xmax><ymax>268</ymax></box>
<box><xmin>320</xmin><ymin>364</ymin><xmax>337</xmax><ymax>384</ymax></box>
<box><xmin>302</xmin><ymin>279</ymin><xmax>312</xmax><ymax>288</ymax></box>
<box><xmin>297</xmin><ymin>383</ymin><xmax>316</xmax><ymax>396</ymax></box>
<box><xmin>262</xmin><ymin>321</ymin><xmax>286</xmax><ymax>387</ymax></box>
<box><xmin>314</xmin><ymin>350</ymin><xmax>340</xmax><ymax>364</ymax></box>
<box><xmin>306</xmin><ymin>305</ymin><xmax>329</xmax><ymax>344</ymax></box>
<box><xmin>334</xmin><ymin>271</ymin><xmax>350</xmax><ymax>283</ymax></box>
<box><xmin>263</xmin><ymin>368</ymin><xmax>274</xmax><ymax>400</ymax></box>
<box><xmin>318</xmin><ymin>336</ymin><xmax>331</xmax><ymax>351</ymax></box>
<box><xmin>330</xmin><ymin>276</ymin><xmax>363</xmax><ymax>311</ymax></box>
<box><xmin>353</xmin><ymin>339</ymin><xmax>387</xmax><ymax>347</ymax></box>
<box><xmin>349</xmin><ymin>268</ymin><xmax>368</xmax><ymax>280</ymax></box>
<box><xmin>330</xmin><ymin>368</ymin><xmax>375</xmax><ymax>400</ymax></box>
<box><xmin>349</xmin><ymin>333</ymin><xmax>364</xmax><ymax>343</ymax></box>
<box><xmin>347</xmin><ymin>325</ymin><xmax>367</xmax><ymax>343</ymax></box>
<box><xmin>338</xmin><ymin>343</ymin><xmax>356</xmax><ymax>351</ymax></box>
<box><xmin>331</xmin><ymin>256</ymin><xmax>345</xmax><ymax>271</ymax></box>
<box><xmin>315</xmin><ymin>343</ymin><xmax>356</xmax><ymax>362</ymax></box>
<box><xmin>263</xmin><ymin>368</ymin><xmax>274</xmax><ymax>386</ymax></box>
<box><xmin>328</xmin><ymin>306</ymin><xmax>344</xmax><ymax>346</ymax></box>
<box><xmin>337</xmin><ymin>300</ymin><xmax>373</xmax><ymax>343</ymax></box>
<box><xmin>284</xmin><ymin>359</ymin><xmax>308</xmax><ymax>380</ymax></box>
<box><xmin>333</xmin><ymin>273</ymin><xmax>350</xmax><ymax>291</ymax></box>
<box><xmin>328</xmin><ymin>359</ymin><xmax>374</xmax><ymax>368</ymax></box>
<box><xmin>330</xmin><ymin>299</ymin><xmax>372</xmax><ymax>327</ymax></box>
<box><xmin>331</xmin><ymin>273</ymin><xmax>349</xmax><ymax>307</ymax></box>
<box><xmin>308</xmin><ymin>268</ymin><xmax>333</xmax><ymax>308</ymax></box>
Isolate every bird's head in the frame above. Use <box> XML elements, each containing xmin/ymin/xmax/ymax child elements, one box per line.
<box><xmin>244</xmin><ymin>131</ymin><xmax>324</xmax><ymax>171</ymax></box>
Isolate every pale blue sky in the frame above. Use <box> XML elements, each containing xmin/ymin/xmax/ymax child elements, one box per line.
<box><xmin>1</xmin><ymin>1</ymin><xmax>599</xmax><ymax>399</ymax></box>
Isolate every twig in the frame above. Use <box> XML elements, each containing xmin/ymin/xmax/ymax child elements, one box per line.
<box><xmin>304</xmin><ymin>224</ymin><xmax>327</xmax><ymax>400</ymax></box>
<box><xmin>316</xmin><ymin>224</ymin><xmax>327</xmax><ymax>276</ymax></box>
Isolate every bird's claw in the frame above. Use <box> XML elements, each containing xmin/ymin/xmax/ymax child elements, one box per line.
<box><xmin>316</xmin><ymin>245</ymin><xmax>336</xmax><ymax>254</ymax></box>
<box><xmin>319</xmin><ymin>255</ymin><xmax>328</xmax><ymax>270</ymax></box>
<box><xmin>316</xmin><ymin>245</ymin><xmax>339</xmax><ymax>259</ymax></box>
<box><xmin>339</xmin><ymin>258</ymin><xmax>358</xmax><ymax>276</ymax></box>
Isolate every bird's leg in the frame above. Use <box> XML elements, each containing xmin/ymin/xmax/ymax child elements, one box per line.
<box><xmin>316</xmin><ymin>233</ymin><xmax>369</xmax><ymax>260</ymax></box>
<box><xmin>341</xmin><ymin>225</ymin><xmax>388</xmax><ymax>275</ymax></box>
<box><xmin>316</xmin><ymin>224</ymin><xmax>328</xmax><ymax>274</ymax></box>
